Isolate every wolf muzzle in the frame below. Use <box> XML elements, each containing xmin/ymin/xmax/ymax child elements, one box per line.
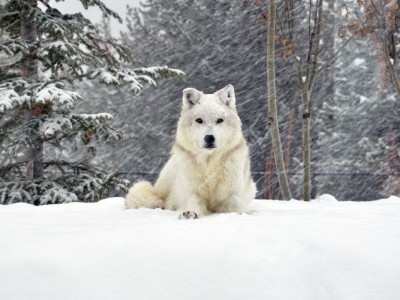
<box><xmin>204</xmin><ymin>135</ymin><xmax>215</xmax><ymax>149</ymax></box>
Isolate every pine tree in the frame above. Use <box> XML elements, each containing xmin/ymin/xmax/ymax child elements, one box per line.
<box><xmin>0</xmin><ymin>0</ymin><xmax>184</xmax><ymax>204</ymax></box>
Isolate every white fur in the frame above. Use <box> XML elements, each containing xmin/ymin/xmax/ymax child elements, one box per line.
<box><xmin>126</xmin><ymin>84</ymin><xmax>257</xmax><ymax>218</ymax></box>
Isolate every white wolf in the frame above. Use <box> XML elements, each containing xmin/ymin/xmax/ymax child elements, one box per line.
<box><xmin>125</xmin><ymin>84</ymin><xmax>256</xmax><ymax>219</ymax></box>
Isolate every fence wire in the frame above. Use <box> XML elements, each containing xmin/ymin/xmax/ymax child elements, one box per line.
<box><xmin>115</xmin><ymin>171</ymin><xmax>398</xmax><ymax>200</ymax></box>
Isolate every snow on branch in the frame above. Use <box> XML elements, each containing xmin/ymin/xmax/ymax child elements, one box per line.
<box><xmin>33</xmin><ymin>83</ymin><xmax>82</xmax><ymax>109</ymax></box>
<box><xmin>72</xmin><ymin>113</ymin><xmax>113</xmax><ymax>121</ymax></box>
<box><xmin>0</xmin><ymin>179</ymin><xmax>78</xmax><ymax>205</ymax></box>
<box><xmin>0</xmin><ymin>39</ymin><xmax>30</xmax><ymax>56</ymax></box>
<box><xmin>89</xmin><ymin>68</ymin><xmax>120</xmax><ymax>86</ymax></box>
<box><xmin>71</xmin><ymin>113</ymin><xmax>121</xmax><ymax>144</ymax></box>
<box><xmin>0</xmin><ymin>80</ymin><xmax>31</xmax><ymax>113</ymax></box>
<box><xmin>40</xmin><ymin>185</ymin><xmax>78</xmax><ymax>204</ymax></box>
<box><xmin>122</xmin><ymin>66</ymin><xmax>185</xmax><ymax>95</ymax></box>
<box><xmin>115</xmin><ymin>69</ymin><xmax>145</xmax><ymax>95</ymax></box>
<box><xmin>0</xmin><ymin>88</ymin><xmax>21</xmax><ymax>113</ymax></box>
<box><xmin>21</xmin><ymin>5</ymin><xmax>93</xmax><ymax>37</ymax></box>
<box><xmin>72</xmin><ymin>176</ymin><xmax>103</xmax><ymax>202</ymax></box>
<box><xmin>77</xmin><ymin>0</ymin><xmax>123</xmax><ymax>23</ymax></box>
<box><xmin>88</xmin><ymin>66</ymin><xmax>185</xmax><ymax>95</ymax></box>
<box><xmin>0</xmin><ymin>80</ymin><xmax>83</xmax><ymax>112</ymax></box>
<box><xmin>41</xmin><ymin>116</ymin><xmax>73</xmax><ymax>138</ymax></box>
<box><xmin>0</xmin><ymin>161</ymin><xmax>129</xmax><ymax>204</ymax></box>
<box><xmin>133</xmin><ymin>66</ymin><xmax>186</xmax><ymax>80</ymax></box>
<box><xmin>38</xmin><ymin>40</ymin><xmax>79</xmax><ymax>56</ymax></box>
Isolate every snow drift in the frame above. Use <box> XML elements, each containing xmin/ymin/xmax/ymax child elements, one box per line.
<box><xmin>1</xmin><ymin>195</ymin><xmax>400</xmax><ymax>300</ymax></box>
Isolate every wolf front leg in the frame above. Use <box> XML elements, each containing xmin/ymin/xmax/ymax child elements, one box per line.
<box><xmin>178</xmin><ymin>195</ymin><xmax>206</xmax><ymax>219</ymax></box>
<box><xmin>232</xmin><ymin>195</ymin><xmax>257</xmax><ymax>215</ymax></box>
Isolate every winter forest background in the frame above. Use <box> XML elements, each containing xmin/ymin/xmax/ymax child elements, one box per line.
<box><xmin>1</xmin><ymin>0</ymin><xmax>400</xmax><ymax>203</ymax></box>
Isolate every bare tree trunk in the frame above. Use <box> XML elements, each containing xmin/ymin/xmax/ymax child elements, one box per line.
<box><xmin>383</xmin><ymin>33</ymin><xmax>400</xmax><ymax>102</ymax></box>
<box><xmin>300</xmin><ymin>0</ymin><xmax>323</xmax><ymax>201</ymax></box>
<box><xmin>301</xmin><ymin>90</ymin><xmax>311</xmax><ymax>201</ymax></box>
<box><xmin>282</xmin><ymin>0</ymin><xmax>352</xmax><ymax>200</ymax></box>
<box><xmin>267</xmin><ymin>0</ymin><xmax>292</xmax><ymax>200</ymax></box>
<box><xmin>22</xmin><ymin>0</ymin><xmax>43</xmax><ymax>179</ymax></box>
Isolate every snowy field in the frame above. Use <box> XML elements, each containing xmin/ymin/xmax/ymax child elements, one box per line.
<box><xmin>1</xmin><ymin>195</ymin><xmax>400</xmax><ymax>300</ymax></box>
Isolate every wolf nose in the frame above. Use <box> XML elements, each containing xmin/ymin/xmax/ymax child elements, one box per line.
<box><xmin>204</xmin><ymin>135</ymin><xmax>215</xmax><ymax>145</ymax></box>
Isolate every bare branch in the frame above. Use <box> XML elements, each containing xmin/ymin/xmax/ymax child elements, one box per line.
<box><xmin>315</xmin><ymin>35</ymin><xmax>355</xmax><ymax>76</ymax></box>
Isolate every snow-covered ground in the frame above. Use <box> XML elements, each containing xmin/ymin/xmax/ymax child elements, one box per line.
<box><xmin>1</xmin><ymin>195</ymin><xmax>400</xmax><ymax>300</ymax></box>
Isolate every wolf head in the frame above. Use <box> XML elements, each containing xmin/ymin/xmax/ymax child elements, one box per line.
<box><xmin>176</xmin><ymin>84</ymin><xmax>243</xmax><ymax>154</ymax></box>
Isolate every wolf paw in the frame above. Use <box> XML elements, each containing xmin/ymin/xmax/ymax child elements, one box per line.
<box><xmin>240</xmin><ymin>209</ymin><xmax>257</xmax><ymax>215</ymax></box>
<box><xmin>179</xmin><ymin>211</ymin><xmax>200</xmax><ymax>219</ymax></box>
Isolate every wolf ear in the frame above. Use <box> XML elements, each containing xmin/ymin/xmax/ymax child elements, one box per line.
<box><xmin>182</xmin><ymin>88</ymin><xmax>202</xmax><ymax>110</ymax></box>
<box><xmin>216</xmin><ymin>84</ymin><xmax>235</xmax><ymax>108</ymax></box>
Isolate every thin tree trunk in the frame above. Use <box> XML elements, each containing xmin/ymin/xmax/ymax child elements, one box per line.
<box><xmin>22</xmin><ymin>0</ymin><xmax>43</xmax><ymax>179</ymax></box>
<box><xmin>282</xmin><ymin>0</ymin><xmax>352</xmax><ymax>200</ymax></box>
<box><xmin>267</xmin><ymin>0</ymin><xmax>292</xmax><ymax>200</ymax></box>
<box><xmin>383</xmin><ymin>33</ymin><xmax>400</xmax><ymax>102</ymax></box>
<box><xmin>301</xmin><ymin>0</ymin><xmax>323</xmax><ymax>201</ymax></box>
<box><xmin>301</xmin><ymin>90</ymin><xmax>311</xmax><ymax>201</ymax></box>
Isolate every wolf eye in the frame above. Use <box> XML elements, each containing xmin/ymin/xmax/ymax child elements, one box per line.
<box><xmin>217</xmin><ymin>118</ymin><xmax>224</xmax><ymax>124</ymax></box>
<box><xmin>196</xmin><ymin>118</ymin><xmax>203</xmax><ymax>124</ymax></box>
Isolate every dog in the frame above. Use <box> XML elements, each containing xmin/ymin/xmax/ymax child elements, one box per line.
<box><xmin>125</xmin><ymin>84</ymin><xmax>256</xmax><ymax>219</ymax></box>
